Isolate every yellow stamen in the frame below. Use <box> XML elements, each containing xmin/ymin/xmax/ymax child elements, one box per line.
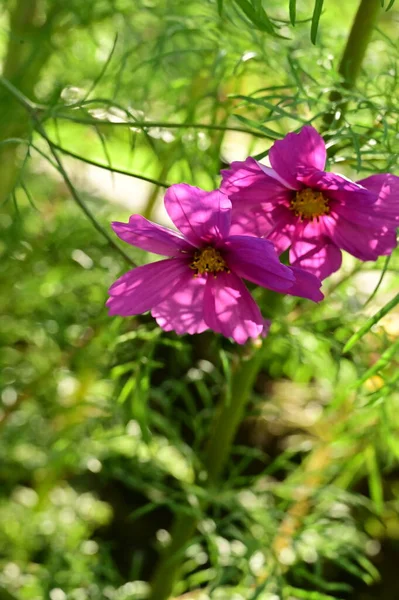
<box><xmin>290</xmin><ymin>188</ymin><xmax>330</xmax><ymax>221</ymax></box>
<box><xmin>190</xmin><ymin>246</ymin><xmax>229</xmax><ymax>276</ymax></box>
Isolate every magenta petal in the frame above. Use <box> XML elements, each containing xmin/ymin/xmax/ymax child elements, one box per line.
<box><xmin>327</xmin><ymin>214</ymin><xmax>390</xmax><ymax>261</ymax></box>
<box><xmin>221</xmin><ymin>158</ymin><xmax>295</xmax><ymax>243</ymax></box>
<box><xmin>164</xmin><ymin>184</ymin><xmax>231</xmax><ymax>245</ymax></box>
<box><xmin>203</xmin><ymin>272</ymin><xmax>265</xmax><ymax>344</ymax></box>
<box><xmin>287</xmin><ymin>266</ymin><xmax>324</xmax><ymax>302</ymax></box>
<box><xmin>220</xmin><ymin>157</ymin><xmax>269</xmax><ymax>195</ymax></box>
<box><xmin>151</xmin><ymin>272</ymin><xmax>208</xmax><ymax>335</ymax></box>
<box><xmin>297</xmin><ymin>168</ymin><xmax>377</xmax><ymax>207</ymax></box>
<box><xmin>107</xmin><ymin>258</ymin><xmax>188</xmax><ymax>316</ymax></box>
<box><xmin>223</xmin><ymin>235</ymin><xmax>295</xmax><ymax>292</ymax></box>
<box><xmin>356</xmin><ymin>173</ymin><xmax>399</xmax><ymax>228</ymax></box>
<box><xmin>112</xmin><ymin>215</ymin><xmax>192</xmax><ymax>256</ymax></box>
<box><xmin>269</xmin><ymin>126</ymin><xmax>327</xmax><ymax>188</ymax></box>
<box><xmin>289</xmin><ymin>236</ymin><xmax>342</xmax><ymax>280</ymax></box>
<box><xmin>221</xmin><ymin>158</ymin><xmax>292</xmax><ymax>206</ymax></box>
<box><xmin>230</xmin><ymin>203</ymin><xmax>295</xmax><ymax>252</ymax></box>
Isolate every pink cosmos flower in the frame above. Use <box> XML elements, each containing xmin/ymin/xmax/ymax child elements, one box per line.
<box><xmin>107</xmin><ymin>184</ymin><xmax>323</xmax><ymax>344</ymax></box>
<box><xmin>221</xmin><ymin>125</ymin><xmax>399</xmax><ymax>280</ymax></box>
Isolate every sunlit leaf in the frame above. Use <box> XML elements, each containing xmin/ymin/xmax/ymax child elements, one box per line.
<box><xmin>343</xmin><ymin>292</ymin><xmax>399</xmax><ymax>352</ymax></box>
<box><xmin>311</xmin><ymin>0</ymin><xmax>324</xmax><ymax>44</ymax></box>
<box><xmin>289</xmin><ymin>0</ymin><xmax>297</xmax><ymax>25</ymax></box>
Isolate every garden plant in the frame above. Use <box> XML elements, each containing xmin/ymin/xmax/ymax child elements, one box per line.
<box><xmin>1</xmin><ymin>1</ymin><xmax>399</xmax><ymax>600</ymax></box>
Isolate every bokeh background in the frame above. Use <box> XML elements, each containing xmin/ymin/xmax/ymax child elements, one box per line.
<box><xmin>1</xmin><ymin>1</ymin><xmax>399</xmax><ymax>599</ymax></box>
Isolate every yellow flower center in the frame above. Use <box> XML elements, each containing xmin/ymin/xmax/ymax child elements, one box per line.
<box><xmin>290</xmin><ymin>188</ymin><xmax>330</xmax><ymax>221</ymax></box>
<box><xmin>189</xmin><ymin>246</ymin><xmax>229</xmax><ymax>276</ymax></box>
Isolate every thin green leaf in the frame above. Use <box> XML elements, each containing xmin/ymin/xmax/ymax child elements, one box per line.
<box><xmin>233</xmin><ymin>114</ymin><xmax>282</xmax><ymax>139</ymax></box>
<box><xmin>354</xmin><ymin>338</ymin><xmax>399</xmax><ymax>388</ymax></box>
<box><xmin>365</xmin><ymin>445</ymin><xmax>384</xmax><ymax>514</ymax></box>
<box><xmin>363</xmin><ymin>255</ymin><xmax>391</xmax><ymax>307</ymax></box>
<box><xmin>343</xmin><ymin>292</ymin><xmax>399</xmax><ymax>352</ymax></box>
<box><xmin>295</xmin><ymin>567</ymin><xmax>353</xmax><ymax>593</ymax></box>
<box><xmin>311</xmin><ymin>0</ymin><xmax>324</xmax><ymax>44</ymax></box>
<box><xmin>289</xmin><ymin>0</ymin><xmax>297</xmax><ymax>25</ymax></box>
<box><xmin>52</xmin><ymin>142</ymin><xmax>169</xmax><ymax>187</ymax></box>
<box><xmin>233</xmin><ymin>0</ymin><xmax>278</xmax><ymax>35</ymax></box>
<box><xmin>20</xmin><ymin>180</ymin><xmax>39</xmax><ymax>212</ymax></box>
<box><xmin>252</xmin><ymin>148</ymin><xmax>270</xmax><ymax>160</ymax></box>
<box><xmin>286</xmin><ymin>586</ymin><xmax>341</xmax><ymax>600</ymax></box>
<box><xmin>83</xmin><ymin>34</ymin><xmax>118</xmax><ymax>102</ymax></box>
<box><xmin>233</xmin><ymin>93</ymin><xmax>307</xmax><ymax>122</ymax></box>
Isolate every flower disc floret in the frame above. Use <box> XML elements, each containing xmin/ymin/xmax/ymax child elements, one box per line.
<box><xmin>190</xmin><ymin>246</ymin><xmax>229</xmax><ymax>275</ymax></box>
<box><xmin>290</xmin><ymin>188</ymin><xmax>330</xmax><ymax>221</ymax></box>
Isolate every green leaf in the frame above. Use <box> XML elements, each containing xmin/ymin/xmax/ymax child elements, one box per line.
<box><xmin>233</xmin><ymin>113</ymin><xmax>282</xmax><ymax>139</ymax></box>
<box><xmin>311</xmin><ymin>0</ymin><xmax>324</xmax><ymax>44</ymax></box>
<box><xmin>289</xmin><ymin>0</ymin><xmax>297</xmax><ymax>25</ymax></box>
<box><xmin>233</xmin><ymin>93</ymin><xmax>307</xmax><ymax>122</ymax></box>
<box><xmin>365</xmin><ymin>444</ymin><xmax>384</xmax><ymax>514</ymax></box>
<box><xmin>354</xmin><ymin>338</ymin><xmax>399</xmax><ymax>388</ymax></box>
<box><xmin>285</xmin><ymin>587</ymin><xmax>342</xmax><ymax>600</ymax></box>
<box><xmin>343</xmin><ymin>292</ymin><xmax>399</xmax><ymax>352</ymax></box>
<box><xmin>363</xmin><ymin>255</ymin><xmax>391</xmax><ymax>307</ymax></box>
<box><xmin>232</xmin><ymin>0</ymin><xmax>279</xmax><ymax>36</ymax></box>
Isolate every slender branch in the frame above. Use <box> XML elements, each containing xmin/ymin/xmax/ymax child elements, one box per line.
<box><xmin>149</xmin><ymin>342</ymin><xmax>266</xmax><ymax>600</ymax></box>
<box><xmin>0</xmin><ymin>76</ymin><xmax>135</xmax><ymax>267</ymax></box>
<box><xmin>51</xmin><ymin>142</ymin><xmax>170</xmax><ymax>188</ymax></box>
<box><xmin>143</xmin><ymin>164</ymin><xmax>170</xmax><ymax>219</ymax></box>
<box><xmin>50</xmin><ymin>113</ymin><xmax>269</xmax><ymax>138</ymax></box>
<box><xmin>323</xmin><ymin>0</ymin><xmax>381</xmax><ymax>128</ymax></box>
<box><xmin>36</xmin><ymin>122</ymin><xmax>136</xmax><ymax>266</ymax></box>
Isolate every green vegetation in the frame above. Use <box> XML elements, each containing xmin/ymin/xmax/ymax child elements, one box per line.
<box><xmin>1</xmin><ymin>1</ymin><xmax>399</xmax><ymax>599</ymax></box>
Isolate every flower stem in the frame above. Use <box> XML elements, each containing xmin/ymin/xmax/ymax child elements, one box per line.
<box><xmin>205</xmin><ymin>345</ymin><xmax>265</xmax><ymax>485</ymax></box>
<box><xmin>323</xmin><ymin>0</ymin><xmax>381</xmax><ymax>128</ymax></box>
<box><xmin>149</xmin><ymin>341</ymin><xmax>266</xmax><ymax>600</ymax></box>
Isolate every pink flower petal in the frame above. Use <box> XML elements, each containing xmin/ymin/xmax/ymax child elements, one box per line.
<box><xmin>164</xmin><ymin>184</ymin><xmax>231</xmax><ymax>246</ymax></box>
<box><xmin>230</xmin><ymin>204</ymin><xmax>295</xmax><ymax>253</ymax></box>
<box><xmin>297</xmin><ymin>168</ymin><xmax>377</xmax><ymax>207</ymax></box>
<box><xmin>220</xmin><ymin>157</ymin><xmax>268</xmax><ymax>195</ymax></box>
<box><xmin>221</xmin><ymin>158</ymin><xmax>291</xmax><ymax>205</ymax></box>
<box><xmin>107</xmin><ymin>258</ymin><xmax>188</xmax><ymax>316</ymax></box>
<box><xmin>287</xmin><ymin>266</ymin><xmax>324</xmax><ymax>301</ymax></box>
<box><xmin>151</xmin><ymin>271</ymin><xmax>208</xmax><ymax>335</ymax></box>
<box><xmin>223</xmin><ymin>235</ymin><xmax>295</xmax><ymax>292</ymax></box>
<box><xmin>203</xmin><ymin>272</ymin><xmax>265</xmax><ymax>344</ymax></box>
<box><xmin>269</xmin><ymin>126</ymin><xmax>327</xmax><ymax>189</ymax></box>
<box><xmin>356</xmin><ymin>173</ymin><xmax>399</xmax><ymax>228</ymax></box>
<box><xmin>112</xmin><ymin>215</ymin><xmax>192</xmax><ymax>256</ymax></box>
<box><xmin>326</xmin><ymin>214</ymin><xmax>391</xmax><ymax>261</ymax></box>
<box><xmin>289</xmin><ymin>236</ymin><xmax>342</xmax><ymax>280</ymax></box>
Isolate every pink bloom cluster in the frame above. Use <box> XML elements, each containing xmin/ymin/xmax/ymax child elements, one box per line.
<box><xmin>107</xmin><ymin>125</ymin><xmax>399</xmax><ymax>344</ymax></box>
<box><xmin>221</xmin><ymin>126</ymin><xmax>399</xmax><ymax>280</ymax></box>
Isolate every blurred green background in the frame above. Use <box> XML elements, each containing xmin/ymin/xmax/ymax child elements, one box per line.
<box><xmin>1</xmin><ymin>1</ymin><xmax>399</xmax><ymax>599</ymax></box>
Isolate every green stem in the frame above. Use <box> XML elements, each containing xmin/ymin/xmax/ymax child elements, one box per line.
<box><xmin>52</xmin><ymin>142</ymin><xmax>170</xmax><ymax>188</ymax></box>
<box><xmin>323</xmin><ymin>0</ymin><xmax>381</xmax><ymax>129</ymax></box>
<box><xmin>0</xmin><ymin>0</ymin><xmax>60</xmax><ymax>203</ymax></box>
<box><xmin>143</xmin><ymin>164</ymin><xmax>170</xmax><ymax>219</ymax></box>
<box><xmin>205</xmin><ymin>346</ymin><xmax>265</xmax><ymax>484</ymax></box>
<box><xmin>149</xmin><ymin>342</ymin><xmax>266</xmax><ymax>600</ymax></box>
<box><xmin>51</xmin><ymin>114</ymin><xmax>270</xmax><ymax>139</ymax></box>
